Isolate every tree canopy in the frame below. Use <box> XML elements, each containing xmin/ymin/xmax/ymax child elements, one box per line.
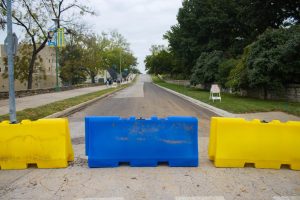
<box><xmin>60</xmin><ymin>31</ymin><xmax>137</xmax><ymax>85</ymax></box>
<box><xmin>146</xmin><ymin>0</ymin><xmax>300</xmax><ymax>97</ymax></box>
<box><xmin>227</xmin><ymin>25</ymin><xmax>300</xmax><ymax>98</ymax></box>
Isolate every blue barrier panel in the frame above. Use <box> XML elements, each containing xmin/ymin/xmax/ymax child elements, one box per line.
<box><xmin>85</xmin><ymin>116</ymin><xmax>198</xmax><ymax>167</ymax></box>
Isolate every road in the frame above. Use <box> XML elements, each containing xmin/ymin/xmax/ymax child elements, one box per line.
<box><xmin>0</xmin><ymin>75</ymin><xmax>299</xmax><ymax>200</ymax></box>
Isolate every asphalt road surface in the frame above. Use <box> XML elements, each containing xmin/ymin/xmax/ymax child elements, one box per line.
<box><xmin>0</xmin><ymin>75</ymin><xmax>299</xmax><ymax>200</ymax></box>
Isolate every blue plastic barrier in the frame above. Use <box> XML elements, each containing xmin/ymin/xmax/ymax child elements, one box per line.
<box><xmin>85</xmin><ymin>116</ymin><xmax>198</xmax><ymax>167</ymax></box>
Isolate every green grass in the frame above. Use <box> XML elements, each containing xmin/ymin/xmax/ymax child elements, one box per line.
<box><xmin>0</xmin><ymin>84</ymin><xmax>130</xmax><ymax>122</ymax></box>
<box><xmin>152</xmin><ymin>76</ymin><xmax>300</xmax><ymax>116</ymax></box>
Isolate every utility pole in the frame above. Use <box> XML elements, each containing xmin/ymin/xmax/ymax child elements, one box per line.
<box><xmin>119</xmin><ymin>50</ymin><xmax>122</xmax><ymax>83</ymax></box>
<box><xmin>6</xmin><ymin>0</ymin><xmax>17</xmax><ymax>123</ymax></box>
<box><xmin>52</xmin><ymin>18</ymin><xmax>60</xmax><ymax>91</ymax></box>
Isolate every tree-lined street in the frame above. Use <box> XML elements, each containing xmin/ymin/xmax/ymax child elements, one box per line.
<box><xmin>0</xmin><ymin>0</ymin><xmax>299</xmax><ymax>199</ymax></box>
<box><xmin>1</xmin><ymin>75</ymin><xmax>299</xmax><ymax>200</ymax></box>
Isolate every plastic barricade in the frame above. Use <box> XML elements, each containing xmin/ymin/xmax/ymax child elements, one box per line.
<box><xmin>85</xmin><ymin>116</ymin><xmax>198</xmax><ymax>167</ymax></box>
<box><xmin>208</xmin><ymin>117</ymin><xmax>300</xmax><ymax>170</ymax></box>
<box><xmin>0</xmin><ymin>118</ymin><xmax>74</xmax><ymax>170</ymax></box>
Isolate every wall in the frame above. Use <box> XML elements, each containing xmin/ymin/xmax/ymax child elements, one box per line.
<box><xmin>246</xmin><ymin>84</ymin><xmax>300</xmax><ymax>102</ymax></box>
<box><xmin>161</xmin><ymin>76</ymin><xmax>300</xmax><ymax>102</ymax></box>
<box><xmin>164</xmin><ymin>80</ymin><xmax>190</xmax><ymax>86</ymax></box>
<box><xmin>0</xmin><ymin>44</ymin><xmax>59</xmax><ymax>92</ymax></box>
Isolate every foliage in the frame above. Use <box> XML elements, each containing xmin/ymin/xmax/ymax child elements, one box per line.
<box><xmin>130</xmin><ymin>67</ymin><xmax>141</xmax><ymax>74</ymax></box>
<box><xmin>60</xmin><ymin>43</ymin><xmax>86</xmax><ymax>85</ymax></box>
<box><xmin>228</xmin><ymin>25</ymin><xmax>300</xmax><ymax>97</ymax></box>
<box><xmin>218</xmin><ymin>58</ymin><xmax>239</xmax><ymax>87</ymax></box>
<box><xmin>190</xmin><ymin>51</ymin><xmax>223</xmax><ymax>85</ymax></box>
<box><xmin>0</xmin><ymin>0</ymin><xmax>94</xmax><ymax>89</ymax></box>
<box><xmin>238</xmin><ymin>0</ymin><xmax>300</xmax><ymax>41</ymax></box>
<box><xmin>163</xmin><ymin>0</ymin><xmax>246</xmax><ymax>76</ymax></box>
<box><xmin>162</xmin><ymin>0</ymin><xmax>300</xmax><ymax>79</ymax></box>
<box><xmin>60</xmin><ymin>31</ymin><xmax>137</xmax><ymax>84</ymax></box>
<box><xmin>2</xmin><ymin>42</ymin><xmax>45</xmax><ymax>84</ymax></box>
<box><xmin>144</xmin><ymin>45</ymin><xmax>179</xmax><ymax>75</ymax></box>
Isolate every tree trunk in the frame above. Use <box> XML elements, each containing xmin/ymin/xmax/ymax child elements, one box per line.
<box><xmin>91</xmin><ymin>71</ymin><xmax>96</xmax><ymax>84</ymax></box>
<box><xmin>27</xmin><ymin>39</ymin><xmax>47</xmax><ymax>90</ymax></box>
<box><xmin>263</xmin><ymin>86</ymin><xmax>268</xmax><ymax>100</ymax></box>
<box><xmin>27</xmin><ymin>52</ymin><xmax>37</xmax><ymax>90</ymax></box>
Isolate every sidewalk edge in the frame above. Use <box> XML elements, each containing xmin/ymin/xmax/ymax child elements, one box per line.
<box><xmin>44</xmin><ymin>86</ymin><xmax>125</xmax><ymax>118</ymax></box>
<box><xmin>153</xmin><ymin>83</ymin><xmax>235</xmax><ymax>117</ymax></box>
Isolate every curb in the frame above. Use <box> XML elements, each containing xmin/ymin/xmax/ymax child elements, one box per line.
<box><xmin>44</xmin><ymin>86</ymin><xmax>126</xmax><ymax>118</ymax></box>
<box><xmin>153</xmin><ymin>83</ymin><xmax>235</xmax><ymax>117</ymax></box>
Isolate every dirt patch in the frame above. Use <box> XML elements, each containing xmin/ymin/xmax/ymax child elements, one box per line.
<box><xmin>72</xmin><ymin>137</ymin><xmax>85</xmax><ymax>145</ymax></box>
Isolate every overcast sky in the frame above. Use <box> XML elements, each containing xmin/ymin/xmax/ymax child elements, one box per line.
<box><xmin>0</xmin><ymin>0</ymin><xmax>183</xmax><ymax>73</ymax></box>
<box><xmin>84</xmin><ymin>0</ymin><xmax>183</xmax><ymax>73</ymax></box>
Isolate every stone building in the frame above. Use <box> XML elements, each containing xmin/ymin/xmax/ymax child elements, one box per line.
<box><xmin>0</xmin><ymin>44</ymin><xmax>59</xmax><ymax>92</ymax></box>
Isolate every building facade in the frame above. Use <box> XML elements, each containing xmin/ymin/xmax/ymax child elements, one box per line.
<box><xmin>0</xmin><ymin>44</ymin><xmax>59</xmax><ymax>92</ymax></box>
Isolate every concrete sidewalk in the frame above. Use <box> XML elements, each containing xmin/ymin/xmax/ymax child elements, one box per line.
<box><xmin>235</xmin><ymin>111</ymin><xmax>300</xmax><ymax>122</ymax></box>
<box><xmin>0</xmin><ymin>85</ymin><xmax>109</xmax><ymax>115</ymax></box>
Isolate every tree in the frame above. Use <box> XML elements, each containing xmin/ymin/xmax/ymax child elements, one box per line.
<box><xmin>2</xmin><ymin>41</ymin><xmax>45</xmax><ymax>85</ymax></box>
<box><xmin>0</xmin><ymin>0</ymin><xmax>94</xmax><ymax>89</ymax></box>
<box><xmin>60</xmin><ymin>31</ymin><xmax>137</xmax><ymax>84</ymax></box>
<box><xmin>100</xmin><ymin>31</ymin><xmax>137</xmax><ymax>76</ymax></box>
<box><xmin>228</xmin><ymin>25</ymin><xmax>300</xmax><ymax>98</ymax></box>
<box><xmin>164</xmin><ymin>0</ymin><xmax>300</xmax><ymax>78</ymax></box>
<box><xmin>60</xmin><ymin>42</ymin><xmax>86</xmax><ymax>85</ymax></box>
<box><xmin>144</xmin><ymin>45</ymin><xmax>177</xmax><ymax>75</ymax></box>
<box><xmin>81</xmin><ymin>34</ymin><xmax>102</xmax><ymax>83</ymax></box>
<box><xmin>164</xmin><ymin>0</ymin><xmax>244</xmax><ymax>77</ymax></box>
<box><xmin>130</xmin><ymin>67</ymin><xmax>141</xmax><ymax>74</ymax></box>
<box><xmin>190</xmin><ymin>51</ymin><xmax>224</xmax><ymax>86</ymax></box>
<box><xmin>238</xmin><ymin>0</ymin><xmax>300</xmax><ymax>41</ymax></box>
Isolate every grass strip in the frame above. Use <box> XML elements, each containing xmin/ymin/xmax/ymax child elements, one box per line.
<box><xmin>0</xmin><ymin>83</ymin><xmax>131</xmax><ymax>122</ymax></box>
<box><xmin>152</xmin><ymin>76</ymin><xmax>300</xmax><ymax>117</ymax></box>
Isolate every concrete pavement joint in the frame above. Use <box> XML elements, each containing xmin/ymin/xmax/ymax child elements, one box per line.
<box><xmin>153</xmin><ymin>83</ymin><xmax>234</xmax><ymax>117</ymax></box>
<box><xmin>175</xmin><ymin>197</ymin><xmax>226</xmax><ymax>200</ymax></box>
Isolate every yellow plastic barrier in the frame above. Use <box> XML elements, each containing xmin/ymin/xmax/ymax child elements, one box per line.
<box><xmin>208</xmin><ymin>117</ymin><xmax>300</xmax><ymax>170</ymax></box>
<box><xmin>0</xmin><ymin>118</ymin><xmax>74</xmax><ymax>170</ymax></box>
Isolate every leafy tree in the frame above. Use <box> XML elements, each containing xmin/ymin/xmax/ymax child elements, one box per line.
<box><xmin>228</xmin><ymin>25</ymin><xmax>300</xmax><ymax>98</ymax></box>
<box><xmin>164</xmin><ymin>0</ymin><xmax>300</xmax><ymax>78</ymax></box>
<box><xmin>81</xmin><ymin>34</ymin><xmax>103</xmax><ymax>83</ymax></box>
<box><xmin>60</xmin><ymin>43</ymin><xmax>86</xmax><ymax>85</ymax></box>
<box><xmin>238</xmin><ymin>0</ymin><xmax>300</xmax><ymax>41</ymax></box>
<box><xmin>190</xmin><ymin>51</ymin><xmax>224</xmax><ymax>86</ymax></box>
<box><xmin>130</xmin><ymin>67</ymin><xmax>141</xmax><ymax>74</ymax></box>
<box><xmin>144</xmin><ymin>45</ymin><xmax>177</xmax><ymax>75</ymax></box>
<box><xmin>103</xmin><ymin>31</ymin><xmax>137</xmax><ymax>73</ymax></box>
<box><xmin>164</xmin><ymin>0</ymin><xmax>244</xmax><ymax>77</ymax></box>
<box><xmin>0</xmin><ymin>0</ymin><xmax>94</xmax><ymax>89</ymax></box>
<box><xmin>60</xmin><ymin>31</ymin><xmax>137</xmax><ymax>84</ymax></box>
<box><xmin>2</xmin><ymin>41</ymin><xmax>45</xmax><ymax>85</ymax></box>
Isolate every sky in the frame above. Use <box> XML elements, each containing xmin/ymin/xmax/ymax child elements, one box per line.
<box><xmin>0</xmin><ymin>0</ymin><xmax>183</xmax><ymax>74</ymax></box>
<box><xmin>83</xmin><ymin>0</ymin><xmax>183</xmax><ymax>73</ymax></box>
